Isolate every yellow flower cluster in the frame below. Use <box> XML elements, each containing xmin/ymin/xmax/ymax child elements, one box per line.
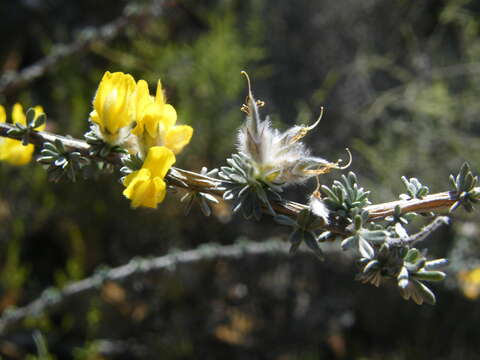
<box><xmin>0</xmin><ymin>104</ymin><xmax>45</xmax><ymax>166</ymax></box>
<box><xmin>90</xmin><ymin>71</ymin><xmax>193</xmax><ymax>208</ymax></box>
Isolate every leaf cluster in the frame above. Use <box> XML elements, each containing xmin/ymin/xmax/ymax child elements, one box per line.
<box><xmin>449</xmin><ymin>162</ymin><xmax>480</xmax><ymax>212</ymax></box>
<box><xmin>321</xmin><ymin>172</ymin><xmax>371</xmax><ymax>218</ymax></box>
<box><xmin>37</xmin><ymin>139</ymin><xmax>90</xmax><ymax>182</ymax></box>
<box><xmin>6</xmin><ymin>107</ymin><xmax>46</xmax><ymax>145</ymax></box>
<box><xmin>220</xmin><ymin>152</ymin><xmax>281</xmax><ymax>220</ymax></box>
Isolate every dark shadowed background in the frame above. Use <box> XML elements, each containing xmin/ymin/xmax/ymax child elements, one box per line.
<box><xmin>1</xmin><ymin>0</ymin><xmax>480</xmax><ymax>359</ymax></box>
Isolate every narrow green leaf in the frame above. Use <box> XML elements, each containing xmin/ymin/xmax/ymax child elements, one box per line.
<box><xmin>412</xmin><ymin>270</ymin><xmax>446</xmax><ymax>282</ymax></box>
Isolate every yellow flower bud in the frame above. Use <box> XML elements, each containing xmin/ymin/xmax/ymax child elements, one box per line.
<box><xmin>90</xmin><ymin>71</ymin><xmax>136</xmax><ymax>144</ymax></box>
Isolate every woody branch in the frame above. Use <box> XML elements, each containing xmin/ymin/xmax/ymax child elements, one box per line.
<box><xmin>0</xmin><ymin>122</ymin><xmax>467</xmax><ymax>226</ymax></box>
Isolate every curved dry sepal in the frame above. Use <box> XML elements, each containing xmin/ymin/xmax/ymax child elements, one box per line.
<box><xmin>237</xmin><ymin>72</ymin><xmax>346</xmax><ymax>187</ymax></box>
<box><xmin>180</xmin><ymin>167</ymin><xmax>220</xmax><ymax>216</ymax></box>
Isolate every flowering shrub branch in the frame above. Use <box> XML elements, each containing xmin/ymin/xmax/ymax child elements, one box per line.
<box><xmin>0</xmin><ymin>120</ymin><xmax>471</xmax><ymax>219</ymax></box>
<box><xmin>1</xmin><ymin>71</ymin><xmax>479</xmax><ymax>308</ymax></box>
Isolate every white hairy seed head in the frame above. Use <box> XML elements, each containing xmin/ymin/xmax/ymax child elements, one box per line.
<box><xmin>237</xmin><ymin>71</ymin><xmax>351</xmax><ymax>187</ymax></box>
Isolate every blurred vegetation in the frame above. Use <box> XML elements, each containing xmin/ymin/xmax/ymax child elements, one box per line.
<box><xmin>1</xmin><ymin>0</ymin><xmax>480</xmax><ymax>358</ymax></box>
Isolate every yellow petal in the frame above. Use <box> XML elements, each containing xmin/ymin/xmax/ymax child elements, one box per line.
<box><xmin>165</xmin><ymin>125</ymin><xmax>193</xmax><ymax>154</ymax></box>
<box><xmin>0</xmin><ymin>105</ymin><xmax>5</xmax><ymax>123</ymax></box>
<box><xmin>155</xmin><ymin>79</ymin><xmax>166</xmax><ymax>106</ymax></box>
<box><xmin>130</xmin><ymin>180</ymin><xmax>155</xmax><ymax>208</ymax></box>
<box><xmin>142</xmin><ymin>146</ymin><xmax>176</xmax><ymax>179</ymax></box>
<box><xmin>153</xmin><ymin>177</ymin><xmax>167</xmax><ymax>203</ymax></box>
<box><xmin>92</xmin><ymin>71</ymin><xmax>136</xmax><ymax>137</ymax></box>
<box><xmin>122</xmin><ymin>168</ymin><xmax>167</xmax><ymax>208</ymax></box>
<box><xmin>159</xmin><ymin>104</ymin><xmax>177</xmax><ymax>129</ymax></box>
<box><xmin>130</xmin><ymin>177</ymin><xmax>166</xmax><ymax>208</ymax></box>
<box><xmin>12</xmin><ymin>103</ymin><xmax>26</xmax><ymax>126</ymax></box>
<box><xmin>123</xmin><ymin>168</ymin><xmax>151</xmax><ymax>189</ymax></box>
<box><xmin>122</xmin><ymin>168</ymin><xmax>152</xmax><ymax>207</ymax></box>
<box><xmin>131</xmin><ymin>80</ymin><xmax>155</xmax><ymax>136</ymax></box>
<box><xmin>122</xmin><ymin>148</ymin><xmax>174</xmax><ymax>208</ymax></box>
<box><xmin>0</xmin><ymin>140</ymin><xmax>34</xmax><ymax>166</ymax></box>
<box><xmin>143</xmin><ymin>103</ymin><xmax>163</xmax><ymax>138</ymax></box>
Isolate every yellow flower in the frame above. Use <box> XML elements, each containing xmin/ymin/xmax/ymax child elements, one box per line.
<box><xmin>90</xmin><ymin>71</ymin><xmax>136</xmax><ymax>144</ymax></box>
<box><xmin>123</xmin><ymin>146</ymin><xmax>175</xmax><ymax>208</ymax></box>
<box><xmin>458</xmin><ymin>268</ymin><xmax>480</xmax><ymax>300</ymax></box>
<box><xmin>131</xmin><ymin>80</ymin><xmax>193</xmax><ymax>156</ymax></box>
<box><xmin>0</xmin><ymin>103</ymin><xmax>45</xmax><ymax>166</ymax></box>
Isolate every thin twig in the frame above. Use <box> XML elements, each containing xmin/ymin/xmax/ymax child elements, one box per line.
<box><xmin>0</xmin><ymin>239</ymin><xmax>291</xmax><ymax>335</ymax></box>
<box><xmin>387</xmin><ymin>216</ymin><xmax>450</xmax><ymax>246</ymax></box>
<box><xmin>0</xmin><ymin>0</ymin><xmax>166</xmax><ymax>95</ymax></box>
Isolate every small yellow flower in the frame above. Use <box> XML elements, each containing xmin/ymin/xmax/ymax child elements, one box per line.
<box><xmin>0</xmin><ymin>103</ymin><xmax>45</xmax><ymax>166</ymax></box>
<box><xmin>131</xmin><ymin>80</ymin><xmax>193</xmax><ymax>156</ymax></box>
<box><xmin>458</xmin><ymin>268</ymin><xmax>480</xmax><ymax>300</ymax></box>
<box><xmin>122</xmin><ymin>146</ymin><xmax>175</xmax><ymax>208</ymax></box>
<box><xmin>90</xmin><ymin>71</ymin><xmax>136</xmax><ymax>144</ymax></box>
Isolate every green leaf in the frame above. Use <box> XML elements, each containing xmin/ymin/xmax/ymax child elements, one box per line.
<box><xmin>424</xmin><ymin>259</ymin><xmax>449</xmax><ymax>270</ymax></box>
<box><xmin>33</xmin><ymin>113</ymin><xmax>46</xmax><ymax>129</ymax></box>
<box><xmin>397</xmin><ymin>266</ymin><xmax>409</xmax><ymax>289</ymax></box>
<box><xmin>358</xmin><ymin>237</ymin><xmax>374</xmax><ymax>259</ymax></box>
<box><xmin>354</xmin><ymin>214</ymin><xmax>363</xmax><ymax>230</ymax></box>
<box><xmin>360</xmin><ymin>229</ymin><xmax>386</xmax><ymax>243</ymax></box>
<box><xmin>25</xmin><ymin>107</ymin><xmax>36</xmax><ymax>126</ymax></box>
<box><xmin>303</xmin><ymin>231</ymin><xmax>324</xmax><ymax>261</ymax></box>
<box><xmin>363</xmin><ymin>259</ymin><xmax>379</xmax><ymax>273</ymax></box>
<box><xmin>341</xmin><ymin>235</ymin><xmax>356</xmax><ymax>251</ymax></box>
<box><xmin>412</xmin><ymin>270</ymin><xmax>446</xmax><ymax>282</ymax></box>
<box><xmin>288</xmin><ymin>230</ymin><xmax>303</xmax><ymax>254</ymax></box>
<box><xmin>296</xmin><ymin>209</ymin><xmax>311</xmax><ymax>229</ymax></box>
<box><xmin>413</xmin><ymin>280</ymin><xmax>436</xmax><ymax>305</ymax></box>
<box><xmin>404</xmin><ymin>248</ymin><xmax>421</xmax><ymax>263</ymax></box>
<box><xmin>274</xmin><ymin>215</ymin><xmax>296</xmax><ymax>227</ymax></box>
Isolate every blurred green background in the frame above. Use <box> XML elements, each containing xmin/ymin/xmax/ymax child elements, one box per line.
<box><xmin>1</xmin><ymin>0</ymin><xmax>480</xmax><ymax>358</ymax></box>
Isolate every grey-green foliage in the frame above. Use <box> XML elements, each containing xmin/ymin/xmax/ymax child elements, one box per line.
<box><xmin>449</xmin><ymin>162</ymin><xmax>480</xmax><ymax>212</ymax></box>
<box><xmin>275</xmin><ymin>209</ymin><xmax>327</xmax><ymax>260</ymax></box>
<box><xmin>282</xmin><ymin>165</ymin><xmax>477</xmax><ymax>305</ymax></box>
<box><xmin>358</xmin><ymin>244</ymin><xmax>448</xmax><ymax>305</ymax></box>
<box><xmin>220</xmin><ymin>152</ymin><xmax>282</xmax><ymax>220</ymax></box>
<box><xmin>37</xmin><ymin>140</ymin><xmax>90</xmax><ymax>182</ymax></box>
<box><xmin>321</xmin><ymin>172</ymin><xmax>371</xmax><ymax>218</ymax></box>
<box><xmin>400</xmin><ymin>176</ymin><xmax>430</xmax><ymax>200</ymax></box>
<box><xmin>84</xmin><ymin>124</ymin><xmax>127</xmax><ymax>158</ymax></box>
<box><xmin>6</xmin><ymin>107</ymin><xmax>46</xmax><ymax>145</ymax></box>
<box><xmin>215</xmin><ymin>130</ymin><xmax>469</xmax><ymax>305</ymax></box>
